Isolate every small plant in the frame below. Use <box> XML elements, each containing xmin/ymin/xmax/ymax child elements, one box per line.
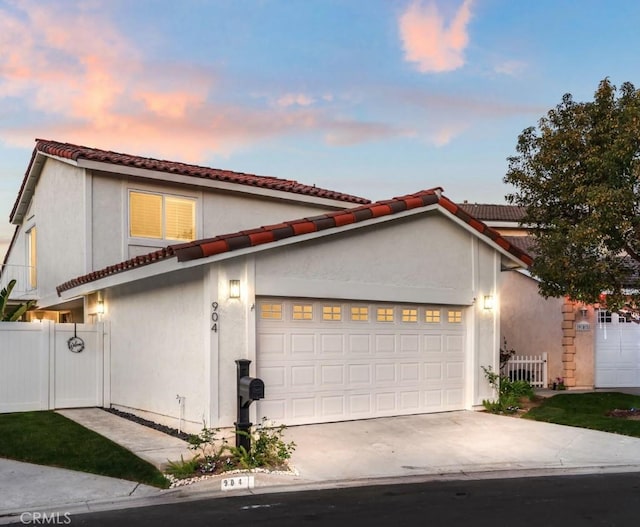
<box><xmin>228</xmin><ymin>418</ymin><xmax>296</xmax><ymax>470</ymax></box>
<box><xmin>481</xmin><ymin>365</ymin><xmax>534</xmax><ymax>414</ymax></box>
<box><xmin>554</xmin><ymin>377</ymin><xmax>566</xmax><ymax>390</ymax></box>
<box><xmin>187</xmin><ymin>422</ymin><xmax>228</xmax><ymax>472</ymax></box>
<box><xmin>499</xmin><ymin>337</ymin><xmax>516</xmax><ymax>372</ymax></box>
<box><xmin>165</xmin><ymin>455</ymin><xmax>201</xmax><ymax>479</ymax></box>
<box><xmin>165</xmin><ymin>417</ymin><xmax>296</xmax><ymax>480</ymax></box>
<box><xmin>0</xmin><ymin>279</ymin><xmax>36</xmax><ymax>321</ymax></box>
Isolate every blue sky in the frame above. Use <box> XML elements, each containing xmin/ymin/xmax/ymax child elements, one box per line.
<box><xmin>2</xmin><ymin>0</ymin><xmax>640</xmax><ymax>259</ymax></box>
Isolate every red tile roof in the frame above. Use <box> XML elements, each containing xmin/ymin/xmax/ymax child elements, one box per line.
<box><xmin>457</xmin><ymin>203</ymin><xmax>526</xmax><ymax>222</ymax></box>
<box><xmin>10</xmin><ymin>139</ymin><xmax>370</xmax><ymax>220</ymax></box>
<box><xmin>56</xmin><ymin>188</ymin><xmax>533</xmax><ymax>295</ymax></box>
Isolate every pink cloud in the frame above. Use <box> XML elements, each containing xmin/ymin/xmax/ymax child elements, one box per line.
<box><xmin>0</xmin><ymin>1</ymin><xmax>395</xmax><ymax>162</ymax></box>
<box><xmin>399</xmin><ymin>0</ymin><xmax>473</xmax><ymax>73</ymax></box>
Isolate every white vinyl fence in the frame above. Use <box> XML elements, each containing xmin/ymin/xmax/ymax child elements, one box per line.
<box><xmin>503</xmin><ymin>352</ymin><xmax>548</xmax><ymax>388</ymax></box>
<box><xmin>0</xmin><ymin>320</ymin><xmax>109</xmax><ymax>413</ymax></box>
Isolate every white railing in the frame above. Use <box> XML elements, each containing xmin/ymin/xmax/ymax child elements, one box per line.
<box><xmin>503</xmin><ymin>352</ymin><xmax>548</xmax><ymax>388</ymax></box>
<box><xmin>0</xmin><ymin>264</ymin><xmax>35</xmax><ymax>297</ymax></box>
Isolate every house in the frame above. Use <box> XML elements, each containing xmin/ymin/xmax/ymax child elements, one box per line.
<box><xmin>458</xmin><ymin>202</ymin><xmax>640</xmax><ymax>391</ymax></box>
<box><xmin>3</xmin><ymin>140</ymin><xmax>532</xmax><ymax>432</ymax></box>
<box><xmin>2</xmin><ymin>139</ymin><xmax>369</xmax><ymax>322</ymax></box>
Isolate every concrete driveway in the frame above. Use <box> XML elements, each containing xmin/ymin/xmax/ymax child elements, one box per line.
<box><xmin>4</xmin><ymin>408</ymin><xmax>640</xmax><ymax>523</ymax></box>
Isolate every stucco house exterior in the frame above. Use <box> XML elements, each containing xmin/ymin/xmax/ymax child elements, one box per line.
<box><xmin>458</xmin><ymin>203</ymin><xmax>639</xmax><ymax>391</ymax></box>
<box><xmin>2</xmin><ymin>140</ymin><xmax>532</xmax><ymax>432</ymax></box>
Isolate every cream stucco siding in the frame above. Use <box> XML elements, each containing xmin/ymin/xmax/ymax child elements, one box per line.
<box><xmin>255</xmin><ymin>214</ymin><xmax>476</xmax><ymax>305</ymax></box>
<box><xmin>500</xmin><ymin>270</ymin><xmax>564</xmax><ymax>382</ymax></box>
<box><xmin>30</xmin><ymin>159</ymin><xmax>87</xmax><ymax>308</ymax></box>
<box><xmin>105</xmin><ymin>267</ymin><xmax>208</xmax><ymax>432</ymax></box>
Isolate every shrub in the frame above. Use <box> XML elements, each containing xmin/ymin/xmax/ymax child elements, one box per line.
<box><xmin>482</xmin><ymin>365</ymin><xmax>534</xmax><ymax>414</ymax></box>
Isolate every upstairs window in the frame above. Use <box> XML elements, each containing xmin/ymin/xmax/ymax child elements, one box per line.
<box><xmin>26</xmin><ymin>227</ymin><xmax>37</xmax><ymax>289</ymax></box>
<box><xmin>129</xmin><ymin>191</ymin><xmax>196</xmax><ymax>241</ymax></box>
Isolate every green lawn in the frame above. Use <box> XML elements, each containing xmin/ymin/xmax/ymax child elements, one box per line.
<box><xmin>524</xmin><ymin>392</ymin><xmax>640</xmax><ymax>438</ymax></box>
<box><xmin>0</xmin><ymin>411</ymin><xmax>169</xmax><ymax>488</ymax></box>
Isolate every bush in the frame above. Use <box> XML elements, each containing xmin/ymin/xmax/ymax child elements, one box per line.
<box><xmin>166</xmin><ymin>418</ymin><xmax>296</xmax><ymax>479</ymax></box>
<box><xmin>482</xmin><ymin>365</ymin><xmax>534</xmax><ymax>414</ymax></box>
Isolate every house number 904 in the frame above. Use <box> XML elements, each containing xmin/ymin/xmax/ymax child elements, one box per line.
<box><xmin>211</xmin><ymin>302</ymin><xmax>219</xmax><ymax>332</ymax></box>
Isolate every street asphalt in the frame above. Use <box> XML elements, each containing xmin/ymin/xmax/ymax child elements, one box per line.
<box><xmin>3</xmin><ymin>391</ymin><xmax>640</xmax><ymax>524</ymax></box>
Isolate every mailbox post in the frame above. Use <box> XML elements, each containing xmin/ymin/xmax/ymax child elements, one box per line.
<box><xmin>235</xmin><ymin>359</ymin><xmax>265</xmax><ymax>452</ymax></box>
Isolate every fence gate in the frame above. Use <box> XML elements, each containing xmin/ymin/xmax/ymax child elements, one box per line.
<box><xmin>0</xmin><ymin>321</ymin><xmax>106</xmax><ymax>413</ymax></box>
<box><xmin>503</xmin><ymin>353</ymin><xmax>548</xmax><ymax>388</ymax></box>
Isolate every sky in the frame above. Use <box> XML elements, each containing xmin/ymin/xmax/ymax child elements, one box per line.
<box><xmin>2</xmin><ymin>0</ymin><xmax>640</xmax><ymax>260</ymax></box>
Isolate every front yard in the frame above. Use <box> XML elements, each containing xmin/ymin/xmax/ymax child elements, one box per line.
<box><xmin>0</xmin><ymin>411</ymin><xmax>169</xmax><ymax>488</ymax></box>
<box><xmin>523</xmin><ymin>391</ymin><xmax>640</xmax><ymax>438</ymax></box>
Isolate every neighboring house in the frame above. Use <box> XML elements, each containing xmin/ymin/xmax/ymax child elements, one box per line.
<box><xmin>458</xmin><ymin>202</ymin><xmax>640</xmax><ymax>390</ymax></box>
<box><xmin>2</xmin><ymin>139</ymin><xmax>369</xmax><ymax>322</ymax></box>
<box><xmin>3</xmin><ymin>140</ymin><xmax>533</xmax><ymax>432</ymax></box>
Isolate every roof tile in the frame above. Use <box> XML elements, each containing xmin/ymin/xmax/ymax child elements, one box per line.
<box><xmin>56</xmin><ymin>188</ymin><xmax>533</xmax><ymax>294</ymax></box>
<box><xmin>12</xmin><ymin>139</ymin><xmax>370</xmax><ymax>221</ymax></box>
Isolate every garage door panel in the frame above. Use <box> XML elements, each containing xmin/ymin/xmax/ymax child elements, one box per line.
<box><xmin>375</xmin><ymin>335</ymin><xmax>395</xmax><ymax>353</ymax></box>
<box><xmin>424</xmin><ymin>335</ymin><xmax>442</xmax><ymax>352</ymax></box>
<box><xmin>399</xmin><ymin>334</ymin><xmax>419</xmax><ymax>353</ymax></box>
<box><xmin>374</xmin><ymin>363</ymin><xmax>396</xmax><ymax>383</ymax></box>
<box><xmin>596</xmin><ymin>317</ymin><xmax>640</xmax><ymax>387</ymax></box>
<box><xmin>320</xmin><ymin>334</ymin><xmax>344</xmax><ymax>355</ymax></box>
<box><xmin>400</xmin><ymin>391</ymin><xmax>420</xmax><ymax>410</ymax></box>
<box><xmin>321</xmin><ymin>396</ymin><xmax>345</xmax><ymax>417</ymax></box>
<box><xmin>348</xmin><ymin>334</ymin><xmax>372</xmax><ymax>354</ymax></box>
<box><xmin>257</xmin><ymin>298</ymin><xmax>466</xmax><ymax>425</ymax></box>
<box><xmin>291</xmin><ymin>334</ymin><xmax>315</xmax><ymax>355</ymax></box>
<box><xmin>258</xmin><ymin>333</ymin><xmax>285</xmax><ymax>355</ymax></box>
<box><xmin>291</xmin><ymin>365</ymin><xmax>315</xmax><ymax>387</ymax></box>
<box><xmin>320</xmin><ymin>364</ymin><xmax>345</xmax><ymax>386</ymax></box>
<box><xmin>400</xmin><ymin>362</ymin><xmax>420</xmax><ymax>382</ymax></box>
<box><xmin>424</xmin><ymin>362</ymin><xmax>443</xmax><ymax>380</ymax></box>
<box><xmin>348</xmin><ymin>364</ymin><xmax>372</xmax><ymax>384</ymax></box>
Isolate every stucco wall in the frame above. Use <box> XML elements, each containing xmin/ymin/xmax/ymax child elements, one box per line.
<box><xmin>32</xmin><ymin>159</ymin><xmax>87</xmax><ymax>308</ymax></box>
<box><xmin>500</xmin><ymin>270</ymin><xmax>564</xmax><ymax>384</ymax></box>
<box><xmin>105</xmin><ymin>266</ymin><xmax>208</xmax><ymax>432</ymax></box>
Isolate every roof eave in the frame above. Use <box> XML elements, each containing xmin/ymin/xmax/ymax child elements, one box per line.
<box><xmin>76</xmin><ymin>158</ymin><xmax>368</xmax><ymax>209</ymax></box>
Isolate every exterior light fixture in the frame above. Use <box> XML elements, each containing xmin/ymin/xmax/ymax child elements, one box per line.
<box><xmin>97</xmin><ymin>300</ymin><xmax>105</xmax><ymax>314</ymax></box>
<box><xmin>483</xmin><ymin>295</ymin><xmax>494</xmax><ymax>310</ymax></box>
<box><xmin>229</xmin><ymin>280</ymin><xmax>241</xmax><ymax>299</ymax></box>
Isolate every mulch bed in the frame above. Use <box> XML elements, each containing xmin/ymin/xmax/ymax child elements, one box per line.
<box><xmin>605</xmin><ymin>408</ymin><xmax>640</xmax><ymax>420</ymax></box>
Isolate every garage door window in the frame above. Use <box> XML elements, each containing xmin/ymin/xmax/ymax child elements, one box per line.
<box><xmin>323</xmin><ymin>306</ymin><xmax>341</xmax><ymax>321</ymax></box>
<box><xmin>260</xmin><ymin>303</ymin><xmax>282</xmax><ymax>320</ymax></box>
<box><xmin>377</xmin><ymin>307</ymin><xmax>394</xmax><ymax>322</ymax></box>
<box><xmin>293</xmin><ymin>304</ymin><xmax>313</xmax><ymax>320</ymax></box>
<box><xmin>426</xmin><ymin>309</ymin><xmax>440</xmax><ymax>323</ymax></box>
<box><xmin>351</xmin><ymin>307</ymin><xmax>369</xmax><ymax>321</ymax></box>
<box><xmin>402</xmin><ymin>308</ymin><xmax>417</xmax><ymax>322</ymax></box>
<box><xmin>448</xmin><ymin>310</ymin><xmax>462</xmax><ymax>323</ymax></box>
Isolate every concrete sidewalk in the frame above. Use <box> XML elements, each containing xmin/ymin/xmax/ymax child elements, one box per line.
<box><xmin>4</xmin><ymin>406</ymin><xmax>640</xmax><ymax>523</ymax></box>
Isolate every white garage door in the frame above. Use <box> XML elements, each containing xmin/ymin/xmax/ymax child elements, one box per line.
<box><xmin>596</xmin><ymin>311</ymin><xmax>640</xmax><ymax>387</ymax></box>
<box><xmin>256</xmin><ymin>298</ymin><xmax>466</xmax><ymax>425</ymax></box>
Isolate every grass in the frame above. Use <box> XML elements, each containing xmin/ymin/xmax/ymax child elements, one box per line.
<box><xmin>524</xmin><ymin>391</ymin><xmax>640</xmax><ymax>438</ymax></box>
<box><xmin>0</xmin><ymin>411</ymin><xmax>169</xmax><ymax>488</ymax></box>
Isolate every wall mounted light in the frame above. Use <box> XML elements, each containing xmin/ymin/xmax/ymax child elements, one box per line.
<box><xmin>229</xmin><ymin>280</ymin><xmax>241</xmax><ymax>299</ymax></box>
<box><xmin>483</xmin><ymin>295</ymin><xmax>494</xmax><ymax>310</ymax></box>
<box><xmin>97</xmin><ymin>300</ymin><xmax>105</xmax><ymax>314</ymax></box>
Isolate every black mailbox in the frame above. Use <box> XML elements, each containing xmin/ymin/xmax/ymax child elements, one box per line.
<box><xmin>239</xmin><ymin>376</ymin><xmax>265</xmax><ymax>407</ymax></box>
